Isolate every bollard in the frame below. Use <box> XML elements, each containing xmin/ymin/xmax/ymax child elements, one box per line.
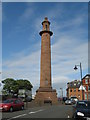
<box><xmin>26</xmin><ymin>101</ymin><xmax>28</xmax><ymax>108</ymax></box>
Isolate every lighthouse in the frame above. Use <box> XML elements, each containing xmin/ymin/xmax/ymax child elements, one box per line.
<box><xmin>35</xmin><ymin>17</ymin><xmax>58</xmax><ymax>104</ymax></box>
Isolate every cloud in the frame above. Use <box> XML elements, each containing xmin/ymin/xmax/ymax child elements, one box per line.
<box><xmin>2</xmin><ymin>37</ymin><xmax>88</xmax><ymax>95</ymax></box>
<box><xmin>52</xmin><ymin>38</ymin><xmax>88</xmax><ymax>75</ymax></box>
<box><xmin>52</xmin><ymin>76</ymin><xmax>70</xmax><ymax>97</ymax></box>
<box><xmin>19</xmin><ymin>6</ymin><xmax>34</xmax><ymax>22</ymax></box>
<box><xmin>3</xmin><ymin>50</ymin><xmax>40</xmax><ymax>68</ymax></box>
<box><xmin>3</xmin><ymin>47</ymin><xmax>41</xmax><ymax>88</ymax></box>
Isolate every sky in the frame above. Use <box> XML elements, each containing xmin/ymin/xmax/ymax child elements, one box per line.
<box><xmin>0</xmin><ymin>2</ymin><xmax>2</xmax><ymax>95</ymax></box>
<box><xmin>1</xmin><ymin>0</ymin><xmax>90</xmax><ymax>2</ymax></box>
<box><xmin>1</xmin><ymin>2</ymin><xmax>88</xmax><ymax>97</ymax></box>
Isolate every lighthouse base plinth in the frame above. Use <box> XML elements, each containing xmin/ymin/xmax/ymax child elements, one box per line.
<box><xmin>35</xmin><ymin>87</ymin><xmax>58</xmax><ymax>105</ymax></box>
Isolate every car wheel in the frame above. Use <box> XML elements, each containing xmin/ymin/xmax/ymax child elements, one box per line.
<box><xmin>21</xmin><ymin>106</ymin><xmax>24</xmax><ymax>110</ymax></box>
<box><xmin>9</xmin><ymin>107</ymin><xmax>13</xmax><ymax>112</ymax></box>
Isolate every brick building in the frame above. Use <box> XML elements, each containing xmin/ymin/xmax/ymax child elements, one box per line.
<box><xmin>82</xmin><ymin>74</ymin><xmax>90</xmax><ymax>100</ymax></box>
<box><xmin>67</xmin><ymin>80</ymin><xmax>83</xmax><ymax>100</ymax></box>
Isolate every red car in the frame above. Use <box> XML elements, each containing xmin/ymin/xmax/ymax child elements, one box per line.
<box><xmin>0</xmin><ymin>98</ymin><xmax>24</xmax><ymax>112</ymax></box>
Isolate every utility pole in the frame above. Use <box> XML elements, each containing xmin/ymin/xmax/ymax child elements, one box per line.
<box><xmin>60</xmin><ymin>88</ymin><xmax>63</xmax><ymax>104</ymax></box>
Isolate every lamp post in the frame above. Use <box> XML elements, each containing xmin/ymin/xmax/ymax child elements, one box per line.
<box><xmin>74</xmin><ymin>62</ymin><xmax>84</xmax><ymax>100</ymax></box>
<box><xmin>60</xmin><ymin>88</ymin><xmax>63</xmax><ymax>104</ymax></box>
<box><xmin>74</xmin><ymin>63</ymin><xmax>82</xmax><ymax>84</ymax></box>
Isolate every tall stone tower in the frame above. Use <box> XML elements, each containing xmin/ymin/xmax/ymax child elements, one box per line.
<box><xmin>35</xmin><ymin>17</ymin><xmax>58</xmax><ymax>104</ymax></box>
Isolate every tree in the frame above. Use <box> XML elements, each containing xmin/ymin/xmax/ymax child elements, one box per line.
<box><xmin>2</xmin><ymin>78</ymin><xmax>33</xmax><ymax>96</ymax></box>
<box><xmin>2</xmin><ymin>78</ymin><xmax>19</xmax><ymax>95</ymax></box>
<box><xmin>16</xmin><ymin>79</ymin><xmax>33</xmax><ymax>90</ymax></box>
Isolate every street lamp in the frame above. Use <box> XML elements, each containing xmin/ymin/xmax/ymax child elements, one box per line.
<box><xmin>60</xmin><ymin>88</ymin><xmax>63</xmax><ymax>104</ymax></box>
<box><xmin>74</xmin><ymin>62</ymin><xmax>82</xmax><ymax>83</ymax></box>
<box><xmin>74</xmin><ymin>62</ymin><xmax>85</xmax><ymax>100</ymax></box>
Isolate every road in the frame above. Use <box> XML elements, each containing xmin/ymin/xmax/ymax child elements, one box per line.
<box><xmin>2</xmin><ymin>104</ymin><xmax>73</xmax><ymax>119</ymax></box>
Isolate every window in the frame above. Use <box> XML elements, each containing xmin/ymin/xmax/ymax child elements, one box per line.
<box><xmin>77</xmin><ymin>101</ymin><xmax>87</xmax><ymax>108</ymax></box>
<box><xmin>14</xmin><ymin>100</ymin><xmax>19</xmax><ymax>104</ymax></box>
<box><xmin>88</xmin><ymin>86</ymin><xmax>90</xmax><ymax>91</ymax></box>
<box><xmin>70</xmin><ymin>89</ymin><xmax>72</xmax><ymax>92</ymax></box>
<box><xmin>74</xmin><ymin>83</ymin><xmax>76</xmax><ymax>86</ymax></box>
<box><xmin>78</xmin><ymin>82</ymin><xmax>80</xmax><ymax>85</ymax></box>
<box><xmin>14</xmin><ymin>99</ymin><xmax>21</xmax><ymax>104</ymax></box>
<box><xmin>85</xmin><ymin>93</ymin><xmax>87</xmax><ymax>100</ymax></box>
<box><xmin>86</xmin><ymin>76</ymin><xmax>89</xmax><ymax>78</ymax></box>
<box><xmin>45</xmin><ymin>24</ymin><xmax>48</xmax><ymax>30</ymax></box>
<box><xmin>78</xmin><ymin>95</ymin><xmax>80</xmax><ymax>98</ymax></box>
<box><xmin>84</xmin><ymin>86</ymin><xmax>87</xmax><ymax>91</ymax></box>
<box><xmin>78</xmin><ymin>89</ymin><xmax>80</xmax><ymax>92</ymax></box>
<box><xmin>89</xmin><ymin>79</ymin><xmax>90</xmax><ymax>84</ymax></box>
<box><xmin>85</xmin><ymin>79</ymin><xmax>88</xmax><ymax>84</ymax></box>
<box><xmin>3</xmin><ymin>100</ymin><xmax>14</xmax><ymax>103</ymax></box>
<box><xmin>74</xmin><ymin>89</ymin><xmax>76</xmax><ymax>92</ymax></box>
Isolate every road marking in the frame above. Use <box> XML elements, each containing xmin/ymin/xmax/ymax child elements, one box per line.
<box><xmin>29</xmin><ymin>109</ymin><xmax>44</xmax><ymax>114</ymax></box>
<box><xmin>7</xmin><ymin>109</ymin><xmax>44</xmax><ymax>120</ymax></box>
<box><xmin>7</xmin><ymin>114</ymin><xmax>27</xmax><ymax>120</ymax></box>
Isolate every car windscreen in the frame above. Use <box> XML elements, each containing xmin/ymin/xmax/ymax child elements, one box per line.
<box><xmin>76</xmin><ymin>101</ymin><xmax>88</xmax><ymax>108</ymax></box>
<box><xmin>3</xmin><ymin>99</ymin><xmax>14</xmax><ymax>103</ymax></box>
<box><xmin>67</xmin><ymin>99</ymin><xmax>70</xmax><ymax>101</ymax></box>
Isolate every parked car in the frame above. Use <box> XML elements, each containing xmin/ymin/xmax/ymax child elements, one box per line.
<box><xmin>72</xmin><ymin>100</ymin><xmax>90</xmax><ymax>119</ymax></box>
<box><xmin>0</xmin><ymin>98</ymin><xmax>24</xmax><ymax>112</ymax></box>
<box><xmin>70</xmin><ymin>96</ymin><xmax>78</xmax><ymax>102</ymax></box>
<box><xmin>58</xmin><ymin>97</ymin><xmax>62</xmax><ymax>101</ymax></box>
<box><xmin>63</xmin><ymin>97</ymin><xmax>68</xmax><ymax>102</ymax></box>
<box><xmin>65</xmin><ymin>99</ymin><xmax>75</xmax><ymax>105</ymax></box>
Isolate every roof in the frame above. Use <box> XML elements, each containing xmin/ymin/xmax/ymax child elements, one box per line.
<box><xmin>82</xmin><ymin>74</ymin><xmax>90</xmax><ymax>80</ymax></box>
<box><xmin>67</xmin><ymin>80</ymin><xmax>81</xmax><ymax>88</ymax></box>
<box><xmin>6</xmin><ymin>98</ymin><xmax>18</xmax><ymax>100</ymax></box>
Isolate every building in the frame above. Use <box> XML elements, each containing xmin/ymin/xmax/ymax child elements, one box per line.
<box><xmin>35</xmin><ymin>17</ymin><xmax>58</xmax><ymax>104</ymax></box>
<box><xmin>67</xmin><ymin>80</ymin><xmax>83</xmax><ymax>100</ymax></box>
<box><xmin>82</xmin><ymin>74</ymin><xmax>90</xmax><ymax>100</ymax></box>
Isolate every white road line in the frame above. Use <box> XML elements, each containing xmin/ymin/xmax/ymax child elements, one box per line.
<box><xmin>29</xmin><ymin>109</ymin><xmax>44</xmax><ymax>114</ymax></box>
<box><xmin>7</xmin><ymin>113</ymin><xmax>27</xmax><ymax>120</ymax></box>
<box><xmin>7</xmin><ymin>109</ymin><xmax>44</xmax><ymax>120</ymax></box>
